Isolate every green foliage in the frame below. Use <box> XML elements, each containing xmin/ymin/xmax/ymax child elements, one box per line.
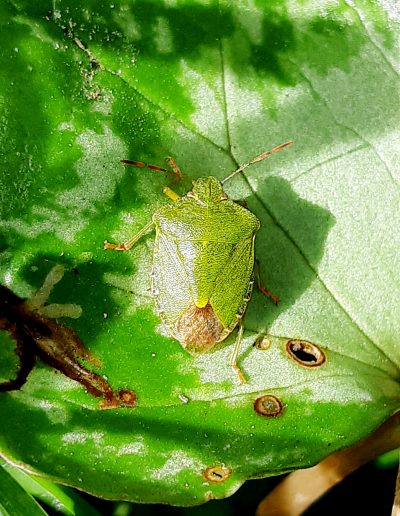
<box><xmin>1</xmin><ymin>460</ymin><xmax>101</xmax><ymax>516</ymax></box>
<box><xmin>0</xmin><ymin>463</ymin><xmax>46</xmax><ymax>516</ymax></box>
<box><xmin>0</xmin><ymin>0</ymin><xmax>399</xmax><ymax>507</ymax></box>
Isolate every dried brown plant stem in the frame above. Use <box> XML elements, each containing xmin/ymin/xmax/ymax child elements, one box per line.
<box><xmin>256</xmin><ymin>413</ymin><xmax>400</xmax><ymax>516</ymax></box>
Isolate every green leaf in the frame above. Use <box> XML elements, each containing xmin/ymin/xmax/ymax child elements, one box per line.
<box><xmin>0</xmin><ymin>463</ymin><xmax>46</xmax><ymax>516</ymax></box>
<box><xmin>1</xmin><ymin>0</ymin><xmax>399</xmax><ymax>507</ymax></box>
<box><xmin>1</xmin><ymin>460</ymin><xmax>101</xmax><ymax>516</ymax></box>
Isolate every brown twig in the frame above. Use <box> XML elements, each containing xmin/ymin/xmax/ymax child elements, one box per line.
<box><xmin>256</xmin><ymin>412</ymin><xmax>400</xmax><ymax>516</ymax></box>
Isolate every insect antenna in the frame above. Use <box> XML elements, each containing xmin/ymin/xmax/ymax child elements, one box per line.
<box><xmin>221</xmin><ymin>141</ymin><xmax>293</xmax><ymax>184</ymax></box>
<box><xmin>120</xmin><ymin>159</ymin><xmax>167</xmax><ymax>172</ymax></box>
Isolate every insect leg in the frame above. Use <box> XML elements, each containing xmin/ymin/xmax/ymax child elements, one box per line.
<box><xmin>229</xmin><ymin>319</ymin><xmax>246</xmax><ymax>384</ymax></box>
<box><xmin>104</xmin><ymin>220</ymin><xmax>154</xmax><ymax>251</ymax></box>
<box><xmin>166</xmin><ymin>156</ymin><xmax>183</xmax><ymax>183</ymax></box>
<box><xmin>255</xmin><ymin>259</ymin><xmax>280</xmax><ymax>305</ymax></box>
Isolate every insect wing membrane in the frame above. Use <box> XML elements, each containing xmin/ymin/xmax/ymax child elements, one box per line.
<box><xmin>151</xmin><ymin>229</ymin><xmax>192</xmax><ymax>336</ymax></box>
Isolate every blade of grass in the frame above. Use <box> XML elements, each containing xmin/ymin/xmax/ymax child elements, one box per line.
<box><xmin>0</xmin><ymin>463</ymin><xmax>46</xmax><ymax>516</ymax></box>
<box><xmin>2</xmin><ymin>461</ymin><xmax>101</xmax><ymax>516</ymax></box>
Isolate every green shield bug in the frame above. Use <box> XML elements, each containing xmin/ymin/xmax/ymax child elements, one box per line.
<box><xmin>104</xmin><ymin>141</ymin><xmax>293</xmax><ymax>383</ymax></box>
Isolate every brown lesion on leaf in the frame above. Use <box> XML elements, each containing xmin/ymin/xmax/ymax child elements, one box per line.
<box><xmin>176</xmin><ymin>303</ymin><xmax>224</xmax><ymax>353</ymax></box>
<box><xmin>254</xmin><ymin>394</ymin><xmax>284</xmax><ymax>417</ymax></box>
<box><xmin>0</xmin><ymin>265</ymin><xmax>136</xmax><ymax>409</ymax></box>
<box><xmin>203</xmin><ymin>465</ymin><xmax>231</xmax><ymax>483</ymax></box>
<box><xmin>254</xmin><ymin>335</ymin><xmax>272</xmax><ymax>350</ymax></box>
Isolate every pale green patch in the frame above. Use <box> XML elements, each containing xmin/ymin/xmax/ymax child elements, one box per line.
<box><xmin>105</xmin><ymin>247</ymin><xmax>153</xmax><ymax>310</ymax></box>
<box><xmin>234</xmin><ymin>0</ymin><xmax>264</xmax><ymax>45</ymax></box>
<box><xmin>18</xmin><ymin>369</ymin><xmax>82</xmax><ymax>397</ymax></box>
<box><xmin>58</xmin><ymin>126</ymin><xmax>127</xmax><ymax>212</ymax></box>
<box><xmin>303</xmin><ymin>378</ymin><xmax>375</xmax><ymax>404</ymax></box>
<box><xmin>58</xmin><ymin>121</ymin><xmax>75</xmax><ymax>131</ymax></box>
<box><xmin>30</xmin><ymin>401</ymin><xmax>70</xmax><ymax>425</ymax></box>
<box><xmin>291</xmin><ymin>148</ymin><xmax>400</xmax><ymax>366</ymax></box>
<box><xmin>160</xmin><ymin>122</ymin><xmax>234</xmax><ymax>180</ymax></box>
<box><xmin>179</xmin><ymin>59</ymin><xmax>227</xmax><ymax>149</ymax></box>
<box><xmin>3</xmin><ymin>271</ymin><xmax>13</xmax><ymax>287</ymax></box>
<box><xmin>154</xmin><ymin>17</ymin><xmax>174</xmax><ymax>54</ymax></box>
<box><xmin>112</xmin><ymin>5</ymin><xmax>142</xmax><ymax>40</ymax></box>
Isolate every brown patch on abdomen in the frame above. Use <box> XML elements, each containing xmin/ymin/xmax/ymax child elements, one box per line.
<box><xmin>176</xmin><ymin>303</ymin><xmax>224</xmax><ymax>353</ymax></box>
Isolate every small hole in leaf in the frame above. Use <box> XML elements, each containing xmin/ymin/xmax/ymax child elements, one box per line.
<box><xmin>203</xmin><ymin>465</ymin><xmax>231</xmax><ymax>483</ymax></box>
<box><xmin>286</xmin><ymin>340</ymin><xmax>325</xmax><ymax>367</ymax></box>
<box><xmin>254</xmin><ymin>395</ymin><xmax>283</xmax><ymax>417</ymax></box>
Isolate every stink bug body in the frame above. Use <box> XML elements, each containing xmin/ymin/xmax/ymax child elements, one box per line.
<box><xmin>105</xmin><ymin>142</ymin><xmax>292</xmax><ymax>383</ymax></box>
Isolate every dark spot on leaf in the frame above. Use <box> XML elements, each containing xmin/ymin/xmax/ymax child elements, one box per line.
<box><xmin>254</xmin><ymin>395</ymin><xmax>283</xmax><ymax>417</ymax></box>
<box><xmin>286</xmin><ymin>339</ymin><xmax>325</xmax><ymax>367</ymax></box>
<box><xmin>203</xmin><ymin>465</ymin><xmax>231</xmax><ymax>483</ymax></box>
<box><xmin>118</xmin><ymin>389</ymin><xmax>138</xmax><ymax>407</ymax></box>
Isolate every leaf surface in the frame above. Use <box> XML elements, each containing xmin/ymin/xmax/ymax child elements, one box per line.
<box><xmin>0</xmin><ymin>0</ymin><xmax>399</xmax><ymax>506</ymax></box>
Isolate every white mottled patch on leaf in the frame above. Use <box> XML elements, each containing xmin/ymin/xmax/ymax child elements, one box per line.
<box><xmin>155</xmin><ymin>321</ymin><xmax>171</xmax><ymax>339</ymax></box>
<box><xmin>304</xmin><ymin>378</ymin><xmax>374</xmax><ymax>404</ymax></box>
<box><xmin>62</xmin><ymin>431</ymin><xmax>105</xmax><ymax>445</ymax></box>
<box><xmin>116</xmin><ymin>438</ymin><xmax>147</xmax><ymax>456</ymax></box>
<box><xmin>58</xmin><ymin>126</ymin><xmax>125</xmax><ymax>210</ymax></box>
<box><xmin>224</xmin><ymin>70</ymin><xmax>263</xmax><ymax>121</ymax></box>
<box><xmin>58</xmin><ymin>121</ymin><xmax>74</xmax><ymax>131</ymax></box>
<box><xmin>25</xmin><ymin>399</ymin><xmax>70</xmax><ymax>425</ymax></box>
<box><xmin>91</xmin><ymin>89</ymin><xmax>114</xmax><ymax>115</ymax></box>
<box><xmin>0</xmin><ymin>125</ymin><xmax>127</xmax><ymax>242</ymax></box>
<box><xmin>149</xmin><ymin>451</ymin><xmax>205</xmax><ymax>480</ymax></box>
